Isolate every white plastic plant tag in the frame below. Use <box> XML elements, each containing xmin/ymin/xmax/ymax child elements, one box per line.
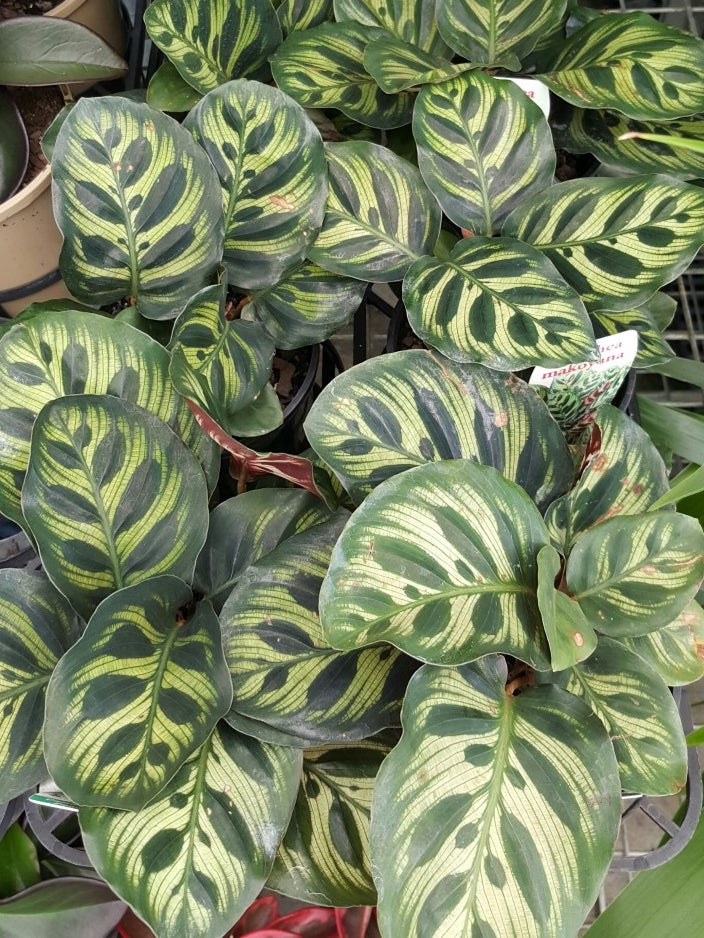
<box><xmin>496</xmin><ymin>76</ymin><xmax>551</xmax><ymax>118</ymax></box>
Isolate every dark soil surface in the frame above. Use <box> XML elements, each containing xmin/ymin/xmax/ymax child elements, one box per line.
<box><xmin>7</xmin><ymin>85</ymin><xmax>64</xmax><ymax>190</ymax></box>
<box><xmin>1</xmin><ymin>0</ymin><xmax>61</xmax><ymax>18</ymax></box>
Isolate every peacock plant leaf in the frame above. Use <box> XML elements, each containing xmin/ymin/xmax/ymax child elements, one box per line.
<box><xmin>333</xmin><ymin>0</ymin><xmax>450</xmax><ymax>55</ymax></box>
<box><xmin>246</xmin><ymin>261</ymin><xmax>366</xmax><ymax>349</ymax></box>
<box><xmin>562</xmin><ymin>636</ymin><xmax>687</xmax><ymax>795</ymax></box>
<box><xmin>363</xmin><ymin>35</ymin><xmax>476</xmax><ymax>94</ymax></box>
<box><xmin>304</xmin><ymin>350</ymin><xmax>573</xmax><ymax>510</ymax></box>
<box><xmin>308</xmin><ymin>140</ymin><xmax>441</xmax><ymax>281</ymax></box>
<box><xmin>80</xmin><ymin>722</ymin><xmax>301</xmax><ymax>938</ymax></box>
<box><xmin>537</xmin><ymin>12</ymin><xmax>704</xmax><ymax>120</ymax></box>
<box><xmin>44</xmin><ymin>576</ymin><xmax>232</xmax><ymax>810</ymax></box>
<box><xmin>592</xmin><ymin>308</ymin><xmax>674</xmax><ymax>369</ymax></box>
<box><xmin>503</xmin><ymin>175</ymin><xmax>704</xmax><ymax>312</ymax></box>
<box><xmin>194</xmin><ymin>489</ymin><xmax>332</xmax><ymax>613</ymax></box>
<box><xmin>221</xmin><ymin>514</ymin><xmax>414</xmax><ymax>747</ymax></box>
<box><xmin>146</xmin><ymin>60</ymin><xmax>203</xmax><ymax>113</ymax></box>
<box><xmin>0</xmin><ymin>570</ymin><xmax>82</xmax><ymax>802</ymax></box>
<box><xmin>51</xmin><ymin>98</ymin><xmax>224</xmax><ymax>320</ymax></box>
<box><xmin>402</xmin><ymin>236</ymin><xmax>597</xmax><ymax>371</ymax></box>
<box><xmin>271</xmin><ymin>22</ymin><xmax>414</xmax><ymax>129</ymax></box>
<box><xmin>0</xmin><ymin>310</ymin><xmax>217</xmax><ymax>529</ymax></box>
<box><xmin>184</xmin><ymin>81</ymin><xmax>328</xmax><ymax>291</ymax></box>
<box><xmin>371</xmin><ymin>657</ymin><xmax>621</xmax><ymax>938</ymax></box>
<box><xmin>544</xmin><ymin>406</ymin><xmax>671</xmax><ymax>552</ymax></box>
<box><xmin>268</xmin><ymin>736</ymin><xmax>393</xmax><ymax>906</ymax></box>
<box><xmin>622</xmin><ymin>601</ymin><xmax>704</xmax><ymax>687</ymax></box>
<box><xmin>536</xmin><ymin>544</ymin><xmax>597</xmax><ymax>671</ymax></box>
<box><xmin>278</xmin><ymin>0</ymin><xmax>333</xmax><ymax>37</ymax></box>
<box><xmin>144</xmin><ymin>0</ymin><xmax>282</xmax><ymax>94</ymax></box>
<box><xmin>169</xmin><ymin>282</ymin><xmax>277</xmax><ymax>436</ymax></box>
<box><xmin>565</xmin><ymin>511</ymin><xmax>704</xmax><ymax>638</ymax></box>
<box><xmin>22</xmin><ymin>396</ymin><xmax>209</xmax><ymax>620</ymax></box>
<box><xmin>319</xmin><ymin>460</ymin><xmax>551</xmax><ymax>668</ymax></box>
<box><xmin>436</xmin><ymin>0</ymin><xmax>567</xmax><ymax>68</ymax></box>
<box><xmin>413</xmin><ymin>71</ymin><xmax>556</xmax><ymax>235</ymax></box>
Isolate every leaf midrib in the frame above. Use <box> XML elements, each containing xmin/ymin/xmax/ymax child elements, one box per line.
<box><xmin>134</xmin><ymin>624</ymin><xmax>181</xmax><ymax>796</ymax></box>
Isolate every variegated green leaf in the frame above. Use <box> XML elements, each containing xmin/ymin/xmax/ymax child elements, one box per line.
<box><xmin>544</xmin><ymin>406</ymin><xmax>670</xmax><ymax>552</ymax></box>
<box><xmin>0</xmin><ymin>570</ymin><xmax>81</xmax><ymax>802</ymax></box>
<box><xmin>334</xmin><ymin>0</ymin><xmax>450</xmax><ymax>55</ymax></box>
<box><xmin>184</xmin><ymin>81</ymin><xmax>328</xmax><ymax>290</ymax></box>
<box><xmin>221</xmin><ymin>515</ymin><xmax>413</xmax><ymax>747</ymax></box>
<box><xmin>591</xmin><ymin>296</ymin><xmax>675</xmax><ymax>368</ymax></box>
<box><xmin>247</xmin><ymin>261</ymin><xmax>366</xmax><ymax>348</ymax></box>
<box><xmin>320</xmin><ymin>460</ymin><xmax>551</xmax><ymax>667</ymax></box>
<box><xmin>144</xmin><ymin>0</ymin><xmax>282</xmax><ymax>94</ymax></box>
<box><xmin>44</xmin><ymin>576</ymin><xmax>232</xmax><ymax>810</ymax></box>
<box><xmin>80</xmin><ymin>723</ymin><xmax>301</xmax><ymax>938</ymax></box>
<box><xmin>503</xmin><ymin>175</ymin><xmax>704</xmax><ymax>312</ymax></box>
<box><xmin>169</xmin><ymin>282</ymin><xmax>276</xmax><ymax>436</ymax></box>
<box><xmin>537</xmin><ymin>544</ymin><xmax>597</xmax><ymax>671</ymax></box>
<box><xmin>269</xmin><ymin>736</ymin><xmax>393</xmax><ymax>905</ymax></box>
<box><xmin>52</xmin><ymin>98</ymin><xmax>223</xmax><ymax>320</ymax></box>
<box><xmin>308</xmin><ymin>141</ymin><xmax>441</xmax><ymax>281</ymax></box>
<box><xmin>566</xmin><ymin>511</ymin><xmax>704</xmax><ymax>637</ymax></box>
<box><xmin>304</xmin><ymin>350</ymin><xmax>573</xmax><ymax>509</ymax></box>
<box><xmin>623</xmin><ymin>601</ymin><xmax>704</xmax><ymax>687</ymax></box>
<box><xmin>271</xmin><ymin>23</ymin><xmax>414</xmax><ymax>129</ymax></box>
<box><xmin>363</xmin><ymin>35</ymin><xmax>476</xmax><ymax>94</ymax></box>
<box><xmin>371</xmin><ymin>658</ymin><xmax>621</xmax><ymax>938</ymax></box>
<box><xmin>413</xmin><ymin>72</ymin><xmax>555</xmax><ymax>235</ymax></box>
<box><xmin>194</xmin><ymin>490</ymin><xmax>331</xmax><ymax>613</ymax></box>
<box><xmin>403</xmin><ymin>236</ymin><xmax>597</xmax><ymax>370</ymax></box>
<box><xmin>436</xmin><ymin>0</ymin><xmax>566</xmax><ymax>68</ymax></box>
<box><xmin>278</xmin><ymin>0</ymin><xmax>333</xmax><ymax>36</ymax></box>
<box><xmin>224</xmin><ymin>384</ymin><xmax>284</xmax><ymax>439</ymax></box>
<box><xmin>0</xmin><ymin>310</ymin><xmax>217</xmax><ymax>529</ymax></box>
<box><xmin>537</xmin><ymin>13</ymin><xmax>704</xmax><ymax>120</ymax></box>
<box><xmin>22</xmin><ymin>397</ymin><xmax>209</xmax><ymax>620</ymax></box>
<box><xmin>563</xmin><ymin>636</ymin><xmax>687</xmax><ymax>795</ymax></box>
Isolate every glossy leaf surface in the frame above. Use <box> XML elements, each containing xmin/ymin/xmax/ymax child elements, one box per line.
<box><xmin>278</xmin><ymin>0</ymin><xmax>333</xmax><ymax>36</ymax></box>
<box><xmin>44</xmin><ymin>576</ymin><xmax>232</xmax><ymax>810</ymax></box>
<box><xmin>372</xmin><ymin>658</ymin><xmax>621</xmax><ymax>938</ymax></box>
<box><xmin>320</xmin><ymin>461</ymin><xmax>551</xmax><ymax>667</ymax></box>
<box><xmin>0</xmin><ymin>89</ymin><xmax>27</xmax><ymax>202</ymax></box>
<box><xmin>333</xmin><ymin>0</ymin><xmax>450</xmax><ymax>55</ymax></box>
<box><xmin>536</xmin><ymin>545</ymin><xmax>597</xmax><ymax>671</ymax></box>
<box><xmin>146</xmin><ymin>60</ymin><xmax>203</xmax><ymax>113</ymax></box>
<box><xmin>363</xmin><ymin>35</ymin><xmax>475</xmax><ymax>93</ymax></box>
<box><xmin>23</xmin><ymin>397</ymin><xmax>209</xmax><ymax>619</ymax></box>
<box><xmin>623</xmin><ymin>601</ymin><xmax>704</xmax><ymax>687</ymax></box>
<box><xmin>592</xmin><ymin>300</ymin><xmax>674</xmax><ymax>368</ymax></box>
<box><xmin>0</xmin><ymin>878</ymin><xmax>126</xmax><ymax>938</ymax></box>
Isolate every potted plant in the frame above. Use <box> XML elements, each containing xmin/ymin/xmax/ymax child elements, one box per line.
<box><xmin>0</xmin><ymin>1</ymin><xmax>703</xmax><ymax>937</ymax></box>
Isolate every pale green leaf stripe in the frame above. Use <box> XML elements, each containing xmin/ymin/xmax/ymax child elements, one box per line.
<box><xmin>403</xmin><ymin>236</ymin><xmax>597</xmax><ymax>371</ymax></box>
<box><xmin>184</xmin><ymin>81</ymin><xmax>328</xmax><ymax>291</ymax></box>
<box><xmin>538</xmin><ymin>12</ymin><xmax>704</xmax><ymax>120</ymax></box>
<box><xmin>304</xmin><ymin>349</ymin><xmax>573</xmax><ymax>510</ymax></box>
<box><xmin>436</xmin><ymin>0</ymin><xmax>566</xmax><ymax>67</ymax></box>
<box><xmin>44</xmin><ymin>577</ymin><xmax>232</xmax><ymax>810</ymax></box>
<box><xmin>413</xmin><ymin>72</ymin><xmax>555</xmax><ymax>235</ymax></box>
<box><xmin>624</xmin><ymin>601</ymin><xmax>704</xmax><ymax>687</ymax></box>
<box><xmin>222</xmin><ymin>515</ymin><xmax>411</xmax><ymax>747</ymax></box>
<box><xmin>591</xmin><ymin>302</ymin><xmax>674</xmax><ymax>368</ymax></box>
<box><xmin>545</xmin><ymin>406</ymin><xmax>670</xmax><ymax>552</ymax></box>
<box><xmin>565</xmin><ymin>637</ymin><xmax>687</xmax><ymax>795</ymax></box>
<box><xmin>144</xmin><ymin>0</ymin><xmax>282</xmax><ymax>93</ymax></box>
<box><xmin>371</xmin><ymin>658</ymin><xmax>621</xmax><ymax>938</ymax></box>
<box><xmin>0</xmin><ymin>570</ymin><xmax>81</xmax><ymax>802</ymax></box>
<box><xmin>308</xmin><ymin>140</ymin><xmax>441</xmax><ymax>282</ymax></box>
<box><xmin>567</xmin><ymin>511</ymin><xmax>704</xmax><ymax>637</ymax></box>
<box><xmin>271</xmin><ymin>22</ymin><xmax>414</xmax><ymax>129</ymax></box>
<box><xmin>503</xmin><ymin>175</ymin><xmax>704</xmax><ymax>312</ymax></box>
<box><xmin>52</xmin><ymin>98</ymin><xmax>223</xmax><ymax>320</ymax></box>
<box><xmin>363</xmin><ymin>35</ymin><xmax>476</xmax><ymax>94</ymax></box>
<box><xmin>278</xmin><ymin>0</ymin><xmax>333</xmax><ymax>37</ymax></box>
<box><xmin>334</xmin><ymin>0</ymin><xmax>450</xmax><ymax>55</ymax></box>
<box><xmin>320</xmin><ymin>460</ymin><xmax>551</xmax><ymax>668</ymax></box>
<box><xmin>80</xmin><ymin>723</ymin><xmax>301</xmax><ymax>938</ymax></box>
<box><xmin>269</xmin><ymin>739</ymin><xmax>390</xmax><ymax>906</ymax></box>
<box><xmin>0</xmin><ymin>310</ymin><xmax>216</xmax><ymax>529</ymax></box>
<box><xmin>537</xmin><ymin>545</ymin><xmax>597</xmax><ymax>672</ymax></box>
<box><xmin>22</xmin><ymin>397</ymin><xmax>209</xmax><ymax>620</ymax></box>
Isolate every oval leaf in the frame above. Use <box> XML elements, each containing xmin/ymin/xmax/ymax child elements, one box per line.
<box><xmin>623</xmin><ymin>601</ymin><xmax>704</xmax><ymax>687</ymax></box>
<box><xmin>413</xmin><ymin>71</ymin><xmax>556</xmax><ymax>235</ymax></box>
<box><xmin>44</xmin><ymin>576</ymin><xmax>232</xmax><ymax>810</ymax></box>
<box><xmin>0</xmin><ymin>878</ymin><xmax>126</xmax><ymax>938</ymax></box>
<box><xmin>52</xmin><ymin>97</ymin><xmax>224</xmax><ymax>319</ymax></box>
<box><xmin>184</xmin><ymin>80</ymin><xmax>328</xmax><ymax>290</ymax></box>
<box><xmin>320</xmin><ymin>460</ymin><xmax>551</xmax><ymax>667</ymax></box>
<box><xmin>146</xmin><ymin>60</ymin><xmax>203</xmax><ymax>113</ymax></box>
<box><xmin>278</xmin><ymin>0</ymin><xmax>333</xmax><ymax>37</ymax></box>
<box><xmin>304</xmin><ymin>349</ymin><xmax>573</xmax><ymax>510</ymax></box>
<box><xmin>333</xmin><ymin>0</ymin><xmax>450</xmax><ymax>55</ymax></box>
<box><xmin>503</xmin><ymin>174</ymin><xmax>704</xmax><ymax>312</ymax></box>
<box><xmin>403</xmin><ymin>236</ymin><xmax>597</xmax><ymax>370</ymax></box>
<box><xmin>363</xmin><ymin>35</ymin><xmax>476</xmax><ymax>94</ymax></box>
<box><xmin>80</xmin><ymin>723</ymin><xmax>301</xmax><ymax>938</ymax></box>
<box><xmin>371</xmin><ymin>658</ymin><xmax>621</xmax><ymax>938</ymax></box>
<box><xmin>592</xmin><ymin>299</ymin><xmax>674</xmax><ymax>368</ymax></box>
<box><xmin>537</xmin><ymin>544</ymin><xmax>597</xmax><ymax>671</ymax></box>
<box><xmin>22</xmin><ymin>396</ymin><xmax>209</xmax><ymax>619</ymax></box>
